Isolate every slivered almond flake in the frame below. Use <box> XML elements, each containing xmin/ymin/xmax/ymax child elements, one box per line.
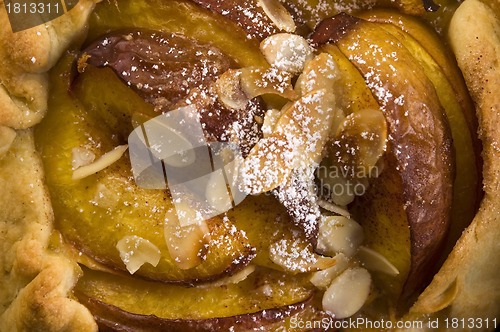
<box><xmin>199</xmin><ymin>265</ymin><xmax>256</xmax><ymax>288</ymax></box>
<box><xmin>241</xmin><ymin>89</ymin><xmax>336</xmax><ymax>194</ymax></box>
<box><xmin>257</xmin><ymin>0</ymin><xmax>296</xmax><ymax>32</ymax></box>
<box><xmin>116</xmin><ymin>235</ymin><xmax>161</xmax><ymax>274</ymax></box>
<box><xmin>295</xmin><ymin>53</ymin><xmax>342</xmax><ymax>97</ymax></box>
<box><xmin>215</xmin><ymin>67</ymin><xmax>296</xmax><ymax>110</ymax></box>
<box><xmin>357</xmin><ymin>246</ymin><xmax>399</xmax><ymax>276</ymax></box>
<box><xmin>215</xmin><ymin>69</ymin><xmax>247</xmax><ymax>110</ymax></box>
<box><xmin>317</xmin><ymin>199</ymin><xmax>351</xmax><ymax>218</ymax></box>
<box><xmin>240</xmin><ymin>133</ymin><xmax>293</xmax><ymax>194</ymax></box>
<box><xmin>331</xmin><ymin>108</ymin><xmax>387</xmax><ymax>176</ymax></box>
<box><xmin>261</xmin><ymin>109</ymin><xmax>281</xmax><ymax>137</ymax></box>
<box><xmin>164</xmin><ymin>206</ymin><xmax>209</xmax><ymax>270</ymax></box>
<box><xmin>72</xmin><ymin>145</ymin><xmax>128</xmax><ymax>180</ymax></box>
<box><xmin>310</xmin><ymin>253</ymin><xmax>350</xmax><ymax>289</ymax></box>
<box><xmin>316</xmin><ymin>215</ymin><xmax>364</xmax><ymax>257</ymax></box>
<box><xmin>322</xmin><ymin>267</ymin><xmax>371</xmax><ymax>318</ymax></box>
<box><xmin>260</xmin><ymin>33</ymin><xmax>313</xmax><ymax>74</ymax></box>
<box><xmin>71</xmin><ymin>146</ymin><xmax>95</xmax><ymax>170</ymax></box>
<box><xmin>269</xmin><ymin>238</ymin><xmax>335</xmax><ymax>273</ymax></box>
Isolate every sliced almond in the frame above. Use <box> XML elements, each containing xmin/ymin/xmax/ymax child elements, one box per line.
<box><xmin>72</xmin><ymin>146</ymin><xmax>96</xmax><ymax>170</ymax></box>
<box><xmin>198</xmin><ymin>265</ymin><xmax>256</xmax><ymax>288</ymax></box>
<box><xmin>72</xmin><ymin>145</ymin><xmax>128</xmax><ymax>180</ymax></box>
<box><xmin>357</xmin><ymin>246</ymin><xmax>400</xmax><ymax>276</ymax></box>
<box><xmin>269</xmin><ymin>238</ymin><xmax>336</xmax><ymax>273</ymax></box>
<box><xmin>257</xmin><ymin>0</ymin><xmax>296</xmax><ymax>32</ymax></box>
<box><xmin>294</xmin><ymin>52</ymin><xmax>345</xmax><ymax>136</ymax></box>
<box><xmin>273</xmin><ymin>90</ymin><xmax>338</xmax><ymax>167</ymax></box>
<box><xmin>240</xmin><ymin>54</ymin><xmax>344</xmax><ymax>194</ymax></box>
<box><xmin>329</xmin><ymin>108</ymin><xmax>388</xmax><ymax>177</ymax></box>
<box><xmin>310</xmin><ymin>253</ymin><xmax>350</xmax><ymax>289</ymax></box>
<box><xmin>205</xmin><ymin>171</ymin><xmax>233</xmax><ymax>214</ymax></box>
<box><xmin>216</xmin><ymin>67</ymin><xmax>297</xmax><ymax>110</ymax></box>
<box><xmin>260</xmin><ymin>33</ymin><xmax>313</xmax><ymax>74</ymax></box>
<box><xmin>116</xmin><ymin>235</ymin><xmax>161</xmax><ymax>275</ymax></box>
<box><xmin>316</xmin><ymin>215</ymin><xmax>364</xmax><ymax>257</ymax></box>
<box><xmin>317</xmin><ymin>199</ymin><xmax>351</xmax><ymax>218</ymax></box>
<box><xmin>164</xmin><ymin>206</ymin><xmax>209</xmax><ymax>270</ymax></box>
<box><xmin>296</xmin><ymin>52</ymin><xmax>342</xmax><ymax>97</ymax></box>
<box><xmin>322</xmin><ymin>267</ymin><xmax>371</xmax><ymax>318</ymax></box>
<box><xmin>261</xmin><ymin>109</ymin><xmax>281</xmax><ymax>137</ymax></box>
<box><xmin>240</xmin><ymin>67</ymin><xmax>297</xmax><ymax>101</ymax></box>
<box><xmin>215</xmin><ymin>69</ymin><xmax>248</xmax><ymax>110</ymax></box>
<box><xmin>241</xmin><ymin>89</ymin><xmax>337</xmax><ymax>194</ymax></box>
<box><xmin>240</xmin><ymin>133</ymin><xmax>293</xmax><ymax>194</ymax></box>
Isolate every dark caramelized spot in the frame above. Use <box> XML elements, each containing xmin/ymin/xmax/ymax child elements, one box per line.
<box><xmin>81</xmin><ymin>30</ymin><xmax>233</xmax><ymax>110</ymax></box>
<box><xmin>79</xmin><ymin>29</ymin><xmax>265</xmax><ymax>147</ymax></box>
<box><xmin>311</xmin><ymin>13</ymin><xmax>361</xmax><ymax>46</ymax></box>
<box><xmin>422</xmin><ymin>0</ymin><xmax>440</xmax><ymax>12</ymax></box>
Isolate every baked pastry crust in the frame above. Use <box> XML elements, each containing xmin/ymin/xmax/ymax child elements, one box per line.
<box><xmin>0</xmin><ymin>0</ymin><xmax>498</xmax><ymax>330</ymax></box>
<box><xmin>408</xmin><ymin>0</ymin><xmax>500</xmax><ymax>322</ymax></box>
<box><xmin>0</xmin><ymin>1</ymin><xmax>100</xmax><ymax>331</ymax></box>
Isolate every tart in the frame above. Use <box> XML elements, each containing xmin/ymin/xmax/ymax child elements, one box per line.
<box><xmin>0</xmin><ymin>0</ymin><xmax>499</xmax><ymax>331</ymax></box>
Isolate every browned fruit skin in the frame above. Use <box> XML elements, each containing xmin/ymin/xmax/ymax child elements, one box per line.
<box><xmin>77</xmin><ymin>30</ymin><xmax>265</xmax><ymax>151</ymax></box>
<box><xmin>79</xmin><ymin>296</ymin><xmax>311</xmax><ymax>332</ymax></box>
<box><xmin>354</xmin><ymin>9</ymin><xmax>482</xmax><ymax>257</ymax></box>
<box><xmin>86</xmin><ymin>0</ymin><xmax>269</xmax><ymax>68</ymax></box>
<box><xmin>37</xmin><ymin>53</ymin><xmax>258</xmax><ymax>284</ymax></box>
<box><xmin>81</xmin><ymin>30</ymin><xmax>235</xmax><ymax>111</ymax></box>
<box><xmin>276</xmin><ymin>0</ymin><xmax>431</xmax><ymax>34</ymax></box>
<box><xmin>312</xmin><ymin>13</ymin><xmax>455</xmax><ymax>307</ymax></box>
<box><xmin>35</xmin><ymin>0</ymin><xmax>276</xmax><ymax>285</ymax></box>
<box><xmin>74</xmin><ymin>267</ymin><xmax>320</xmax><ymax>332</ymax></box>
<box><xmin>356</xmin><ymin>9</ymin><xmax>482</xmax><ymax>172</ymax></box>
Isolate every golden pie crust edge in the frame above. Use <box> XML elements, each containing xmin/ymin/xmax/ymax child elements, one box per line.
<box><xmin>407</xmin><ymin>0</ymin><xmax>500</xmax><ymax>323</ymax></box>
<box><xmin>0</xmin><ymin>1</ymin><xmax>100</xmax><ymax>331</ymax></box>
<box><xmin>0</xmin><ymin>0</ymin><xmax>498</xmax><ymax>330</ymax></box>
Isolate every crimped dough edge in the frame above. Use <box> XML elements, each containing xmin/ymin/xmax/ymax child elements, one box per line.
<box><xmin>0</xmin><ymin>1</ymin><xmax>100</xmax><ymax>331</ymax></box>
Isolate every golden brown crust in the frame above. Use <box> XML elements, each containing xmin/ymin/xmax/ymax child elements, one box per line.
<box><xmin>0</xmin><ymin>1</ymin><xmax>100</xmax><ymax>331</ymax></box>
<box><xmin>0</xmin><ymin>0</ymin><xmax>98</xmax><ymax>129</ymax></box>
<box><xmin>408</xmin><ymin>0</ymin><xmax>500</xmax><ymax>325</ymax></box>
<box><xmin>0</xmin><ymin>131</ymin><xmax>98</xmax><ymax>331</ymax></box>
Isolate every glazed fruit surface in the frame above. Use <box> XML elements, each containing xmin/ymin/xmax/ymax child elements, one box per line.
<box><xmin>35</xmin><ymin>0</ymin><xmax>481</xmax><ymax>328</ymax></box>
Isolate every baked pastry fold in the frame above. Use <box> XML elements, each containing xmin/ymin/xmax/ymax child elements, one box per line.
<box><xmin>408</xmin><ymin>0</ymin><xmax>500</xmax><ymax>323</ymax></box>
<box><xmin>0</xmin><ymin>1</ymin><xmax>100</xmax><ymax>330</ymax></box>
